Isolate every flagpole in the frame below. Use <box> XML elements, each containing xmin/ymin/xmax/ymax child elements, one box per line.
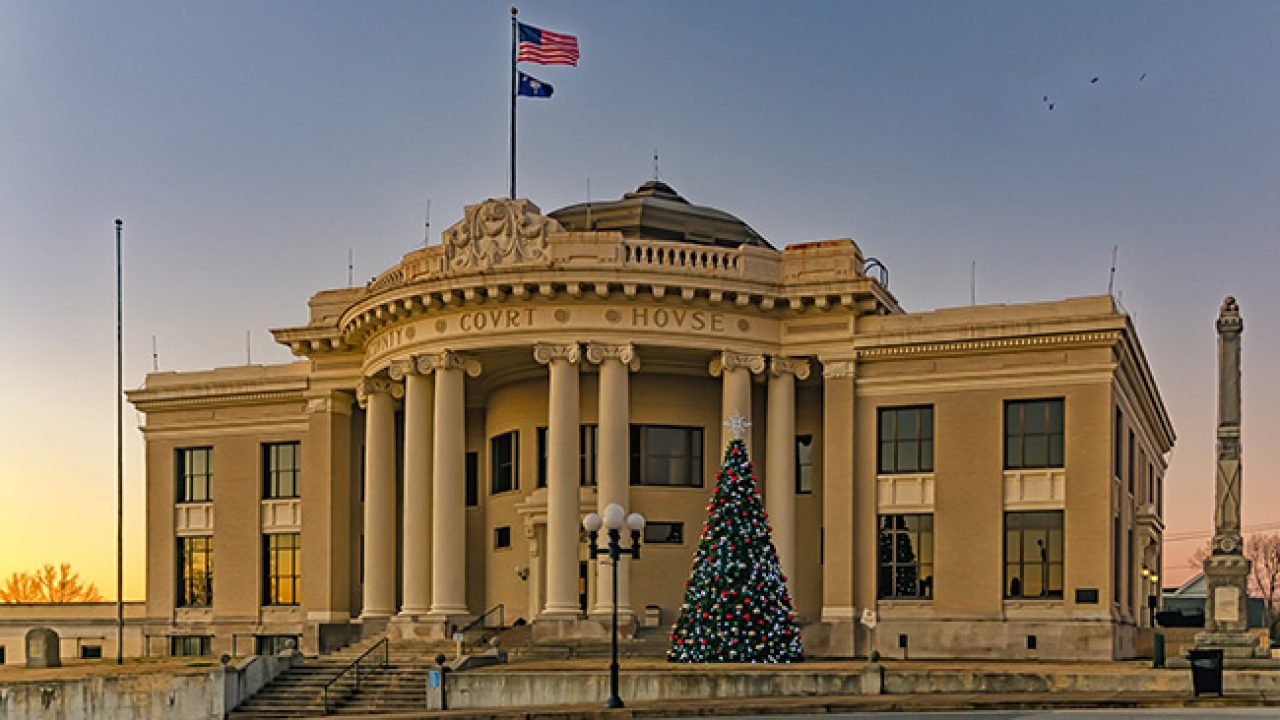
<box><xmin>115</xmin><ymin>217</ymin><xmax>124</xmax><ymax>665</ymax></box>
<box><xmin>510</xmin><ymin>6</ymin><xmax>518</xmax><ymax>200</ymax></box>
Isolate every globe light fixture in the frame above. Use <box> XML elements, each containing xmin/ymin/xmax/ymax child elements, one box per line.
<box><xmin>582</xmin><ymin>502</ymin><xmax>645</xmax><ymax>709</ymax></box>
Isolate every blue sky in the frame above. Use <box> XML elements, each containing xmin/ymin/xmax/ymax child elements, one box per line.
<box><xmin>1</xmin><ymin>1</ymin><xmax>1277</xmax><ymax>595</ymax></box>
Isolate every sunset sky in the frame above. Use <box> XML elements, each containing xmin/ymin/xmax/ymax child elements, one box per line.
<box><xmin>1</xmin><ymin>1</ymin><xmax>1277</xmax><ymax>600</ymax></box>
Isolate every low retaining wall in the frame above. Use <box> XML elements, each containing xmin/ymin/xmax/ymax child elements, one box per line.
<box><xmin>447</xmin><ymin>666</ymin><xmax>1280</xmax><ymax>710</ymax></box>
<box><xmin>0</xmin><ymin>652</ymin><xmax>295</xmax><ymax>719</ymax></box>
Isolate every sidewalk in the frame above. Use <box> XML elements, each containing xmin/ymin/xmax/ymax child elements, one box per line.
<box><xmin>315</xmin><ymin>690</ymin><xmax>1280</xmax><ymax>720</ymax></box>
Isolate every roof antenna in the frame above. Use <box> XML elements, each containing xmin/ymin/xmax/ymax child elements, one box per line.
<box><xmin>246</xmin><ymin>330</ymin><xmax>252</xmax><ymax>365</ymax></box>
<box><xmin>1107</xmin><ymin>244</ymin><xmax>1119</xmax><ymax>296</ymax></box>
<box><xmin>970</xmin><ymin>260</ymin><xmax>977</xmax><ymax>305</ymax></box>
<box><xmin>423</xmin><ymin>199</ymin><xmax>431</xmax><ymax>247</ymax></box>
<box><xmin>348</xmin><ymin>248</ymin><xmax>354</xmax><ymax>288</ymax></box>
<box><xmin>586</xmin><ymin>177</ymin><xmax>593</xmax><ymax>229</ymax></box>
<box><xmin>652</xmin><ymin>148</ymin><xmax>660</xmax><ymax>180</ymax></box>
<box><xmin>151</xmin><ymin>335</ymin><xmax>159</xmax><ymax>372</ymax></box>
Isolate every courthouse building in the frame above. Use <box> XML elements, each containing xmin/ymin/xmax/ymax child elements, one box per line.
<box><xmin>127</xmin><ymin>181</ymin><xmax>1175</xmax><ymax>660</ymax></box>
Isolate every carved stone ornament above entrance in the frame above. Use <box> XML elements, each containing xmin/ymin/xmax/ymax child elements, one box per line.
<box><xmin>442</xmin><ymin>198</ymin><xmax>564</xmax><ymax>271</ymax></box>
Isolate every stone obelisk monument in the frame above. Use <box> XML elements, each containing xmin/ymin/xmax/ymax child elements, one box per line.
<box><xmin>1194</xmin><ymin>296</ymin><xmax>1260</xmax><ymax>658</ymax></box>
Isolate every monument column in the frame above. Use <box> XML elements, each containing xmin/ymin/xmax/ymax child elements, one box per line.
<box><xmin>1196</xmin><ymin>296</ymin><xmax>1257</xmax><ymax>658</ymax></box>
<box><xmin>710</xmin><ymin>351</ymin><xmax>766</xmax><ymax>453</ymax></box>
<box><xmin>535</xmin><ymin>342</ymin><xmax>583</xmax><ymax>618</ymax></box>
<box><xmin>427</xmin><ymin>351</ymin><xmax>481</xmax><ymax>618</ymax></box>
<box><xmin>390</xmin><ymin>357</ymin><xmax>434</xmax><ymax>617</ymax></box>
<box><xmin>586</xmin><ymin>342</ymin><xmax>639</xmax><ymax>616</ymax></box>
<box><xmin>767</xmin><ymin>357</ymin><xmax>810</xmax><ymax>590</ymax></box>
<box><xmin>819</xmin><ymin>358</ymin><xmax>857</xmax><ymax>653</ymax></box>
<box><xmin>357</xmin><ymin>377</ymin><xmax>402</xmax><ymax>619</ymax></box>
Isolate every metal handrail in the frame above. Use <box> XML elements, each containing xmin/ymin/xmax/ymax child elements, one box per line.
<box><xmin>459</xmin><ymin>604</ymin><xmax>505</xmax><ymax>654</ymax></box>
<box><xmin>320</xmin><ymin>637</ymin><xmax>389</xmax><ymax>714</ymax></box>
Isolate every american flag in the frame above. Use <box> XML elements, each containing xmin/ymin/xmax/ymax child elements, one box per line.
<box><xmin>517</xmin><ymin>22</ymin><xmax>579</xmax><ymax>66</ymax></box>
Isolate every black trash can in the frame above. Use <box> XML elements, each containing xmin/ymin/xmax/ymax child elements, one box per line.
<box><xmin>1188</xmin><ymin>648</ymin><xmax>1224</xmax><ymax>697</ymax></box>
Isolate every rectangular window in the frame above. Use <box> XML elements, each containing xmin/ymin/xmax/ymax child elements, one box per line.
<box><xmin>1127</xmin><ymin>429</ymin><xmax>1135</xmax><ymax>495</ymax></box>
<box><xmin>79</xmin><ymin>645</ymin><xmax>102</xmax><ymax>659</ymax></box>
<box><xmin>643</xmin><ymin>522</ymin><xmax>685</xmax><ymax>544</ymax></box>
<box><xmin>538</xmin><ymin>425</ymin><xmax>598</xmax><ymax>488</ymax></box>
<box><xmin>877</xmin><ymin>406</ymin><xmax>934</xmax><ymax>474</ymax></box>
<box><xmin>1113</xmin><ymin>515</ymin><xmax>1121</xmax><ymax>604</ymax></box>
<box><xmin>876</xmin><ymin>514</ymin><xmax>934</xmax><ymax>600</ymax></box>
<box><xmin>536</xmin><ymin>426</ymin><xmax>548</xmax><ymax>488</ymax></box>
<box><xmin>494</xmin><ymin>526</ymin><xmax>512</xmax><ymax>549</ymax></box>
<box><xmin>1114</xmin><ymin>408</ymin><xmax>1123</xmax><ymax>479</ymax></box>
<box><xmin>177</xmin><ymin>536</ymin><xmax>213</xmax><ymax>607</ymax></box>
<box><xmin>262</xmin><ymin>441</ymin><xmax>300</xmax><ymax>499</ymax></box>
<box><xmin>176</xmin><ymin>447</ymin><xmax>212</xmax><ymax>503</ymax></box>
<box><xmin>490</xmin><ymin>432</ymin><xmax>519</xmax><ymax>494</ymax></box>
<box><xmin>170</xmin><ymin>636</ymin><xmax>211</xmax><ymax>657</ymax></box>
<box><xmin>465</xmin><ymin>452</ymin><xmax>479</xmax><ymax>506</ymax></box>
<box><xmin>579</xmin><ymin>424</ymin><xmax>598</xmax><ymax>486</ymax></box>
<box><xmin>1147</xmin><ymin>465</ymin><xmax>1154</xmax><ymax>506</ymax></box>
<box><xmin>795</xmin><ymin>435</ymin><xmax>814</xmax><ymax>494</ymax></box>
<box><xmin>262</xmin><ymin>533</ymin><xmax>300</xmax><ymax>606</ymax></box>
<box><xmin>629</xmin><ymin>425</ymin><xmax>704</xmax><ymax>487</ymax></box>
<box><xmin>1004</xmin><ymin>511</ymin><xmax>1064</xmax><ymax>599</ymax></box>
<box><xmin>1005</xmin><ymin>399</ymin><xmax>1064</xmax><ymax>470</ymax></box>
<box><xmin>255</xmin><ymin>635</ymin><xmax>298</xmax><ymax>655</ymax></box>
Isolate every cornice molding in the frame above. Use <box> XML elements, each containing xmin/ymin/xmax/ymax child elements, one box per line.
<box><xmin>855</xmin><ymin>330</ymin><xmax>1122</xmax><ymax>361</ymax></box>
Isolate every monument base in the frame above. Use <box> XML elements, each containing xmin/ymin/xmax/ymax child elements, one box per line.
<box><xmin>1191</xmin><ymin>630</ymin><xmax>1266</xmax><ymax>659</ymax></box>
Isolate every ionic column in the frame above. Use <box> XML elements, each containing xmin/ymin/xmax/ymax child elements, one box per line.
<box><xmin>427</xmin><ymin>351</ymin><xmax>482</xmax><ymax>617</ymax></box>
<box><xmin>586</xmin><ymin>342</ymin><xmax>640</xmax><ymax>616</ymax></box>
<box><xmin>819</xmin><ymin>358</ymin><xmax>857</xmax><ymax>626</ymax></box>
<box><xmin>709</xmin><ymin>351</ymin><xmax>766</xmax><ymax>453</ymax></box>
<box><xmin>766</xmin><ymin>357</ymin><xmax>810</xmax><ymax>591</ymax></box>
<box><xmin>535</xmin><ymin>342</ymin><xmax>583</xmax><ymax>618</ymax></box>
<box><xmin>390</xmin><ymin>357</ymin><xmax>434</xmax><ymax>616</ymax></box>
<box><xmin>357</xmin><ymin>376</ymin><xmax>403</xmax><ymax>619</ymax></box>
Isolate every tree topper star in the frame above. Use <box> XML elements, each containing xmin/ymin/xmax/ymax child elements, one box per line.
<box><xmin>724</xmin><ymin>412</ymin><xmax>752</xmax><ymax>440</ymax></box>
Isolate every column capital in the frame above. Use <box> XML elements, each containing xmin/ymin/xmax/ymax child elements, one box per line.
<box><xmin>585</xmin><ymin>342</ymin><xmax>639</xmax><ymax>370</ymax></box>
<box><xmin>306</xmin><ymin>390</ymin><xmax>354</xmax><ymax>416</ymax></box>
<box><xmin>709</xmin><ymin>350</ymin><xmax>766</xmax><ymax>377</ymax></box>
<box><xmin>422</xmin><ymin>350</ymin><xmax>483</xmax><ymax>377</ymax></box>
<box><xmin>533</xmin><ymin>342</ymin><xmax>581</xmax><ymax>365</ymax></box>
<box><xmin>356</xmin><ymin>377</ymin><xmax>404</xmax><ymax>408</ymax></box>
<box><xmin>770</xmin><ymin>356</ymin><xmax>811</xmax><ymax>381</ymax></box>
<box><xmin>820</xmin><ymin>357</ymin><xmax>857</xmax><ymax>380</ymax></box>
<box><xmin>387</xmin><ymin>354</ymin><xmax>437</xmax><ymax>381</ymax></box>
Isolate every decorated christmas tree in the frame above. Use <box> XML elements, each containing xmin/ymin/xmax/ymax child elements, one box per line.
<box><xmin>668</xmin><ymin>417</ymin><xmax>803</xmax><ymax>663</ymax></box>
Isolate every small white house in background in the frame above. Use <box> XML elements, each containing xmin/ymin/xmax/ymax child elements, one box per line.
<box><xmin>1161</xmin><ymin>573</ymin><xmax>1267</xmax><ymax>629</ymax></box>
<box><xmin>0</xmin><ymin>603</ymin><xmax>146</xmax><ymax>665</ymax></box>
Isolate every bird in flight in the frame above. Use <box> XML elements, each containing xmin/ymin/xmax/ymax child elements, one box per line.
<box><xmin>1091</xmin><ymin>76</ymin><xmax>1100</xmax><ymax>84</ymax></box>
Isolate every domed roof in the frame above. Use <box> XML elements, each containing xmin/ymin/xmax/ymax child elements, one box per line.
<box><xmin>550</xmin><ymin>181</ymin><xmax>773</xmax><ymax>249</ymax></box>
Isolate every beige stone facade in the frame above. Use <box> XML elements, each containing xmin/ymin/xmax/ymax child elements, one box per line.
<box><xmin>127</xmin><ymin>182</ymin><xmax>1174</xmax><ymax>660</ymax></box>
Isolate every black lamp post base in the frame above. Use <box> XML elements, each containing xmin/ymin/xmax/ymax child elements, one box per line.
<box><xmin>605</xmin><ymin>696</ymin><xmax>625</xmax><ymax>709</ymax></box>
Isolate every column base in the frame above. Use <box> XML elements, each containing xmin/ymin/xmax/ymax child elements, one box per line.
<box><xmin>532</xmin><ymin>616</ymin><xmax>612</xmax><ymax>643</ymax></box>
<box><xmin>356</xmin><ymin>614</ymin><xmax>391</xmax><ymax>639</ymax></box>
<box><xmin>803</xmin><ymin>616</ymin><xmax>858</xmax><ymax>658</ymax></box>
<box><xmin>390</xmin><ymin>613</ymin><xmax>455</xmax><ymax>641</ymax></box>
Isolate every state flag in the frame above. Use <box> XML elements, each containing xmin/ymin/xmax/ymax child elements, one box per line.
<box><xmin>517</xmin><ymin>71</ymin><xmax>554</xmax><ymax>98</ymax></box>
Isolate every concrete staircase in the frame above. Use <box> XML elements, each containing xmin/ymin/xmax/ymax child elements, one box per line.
<box><xmin>228</xmin><ymin>636</ymin><xmax>455</xmax><ymax>719</ymax></box>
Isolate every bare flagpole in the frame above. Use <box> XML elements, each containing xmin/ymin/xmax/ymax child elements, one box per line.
<box><xmin>115</xmin><ymin>217</ymin><xmax>124</xmax><ymax>665</ymax></box>
<box><xmin>510</xmin><ymin>6</ymin><xmax>519</xmax><ymax>199</ymax></box>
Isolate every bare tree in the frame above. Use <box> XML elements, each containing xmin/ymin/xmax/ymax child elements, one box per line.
<box><xmin>0</xmin><ymin>563</ymin><xmax>103</xmax><ymax>603</ymax></box>
<box><xmin>1247</xmin><ymin>533</ymin><xmax>1280</xmax><ymax>639</ymax></box>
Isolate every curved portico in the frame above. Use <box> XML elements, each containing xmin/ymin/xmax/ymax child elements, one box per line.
<box><xmin>269</xmin><ymin>186</ymin><xmax>892</xmax><ymax>642</ymax></box>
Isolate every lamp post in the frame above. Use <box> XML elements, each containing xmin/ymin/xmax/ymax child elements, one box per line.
<box><xmin>582</xmin><ymin>503</ymin><xmax>644</xmax><ymax>709</ymax></box>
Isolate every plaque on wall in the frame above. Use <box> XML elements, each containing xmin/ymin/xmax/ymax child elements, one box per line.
<box><xmin>1214</xmin><ymin>586</ymin><xmax>1241</xmax><ymax>623</ymax></box>
<box><xmin>1074</xmin><ymin>588</ymin><xmax>1100</xmax><ymax>604</ymax></box>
